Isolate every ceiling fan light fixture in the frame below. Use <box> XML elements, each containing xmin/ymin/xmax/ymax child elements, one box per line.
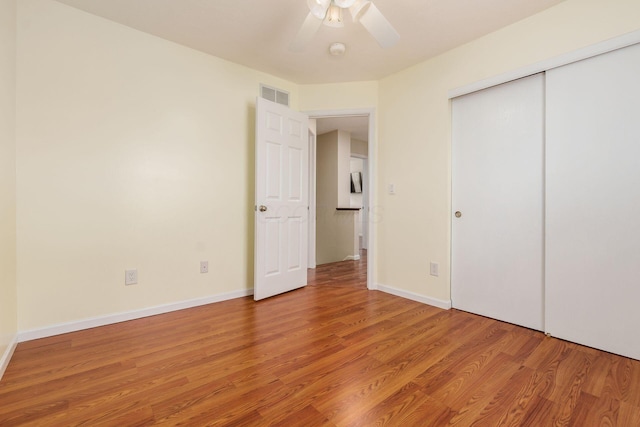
<box><xmin>307</xmin><ymin>0</ymin><xmax>330</xmax><ymax>20</ymax></box>
<box><xmin>333</xmin><ymin>0</ymin><xmax>357</xmax><ymax>8</ymax></box>
<box><xmin>292</xmin><ymin>0</ymin><xmax>398</xmax><ymax>51</ymax></box>
<box><xmin>349</xmin><ymin>0</ymin><xmax>371</xmax><ymax>22</ymax></box>
<box><xmin>323</xmin><ymin>5</ymin><xmax>344</xmax><ymax>27</ymax></box>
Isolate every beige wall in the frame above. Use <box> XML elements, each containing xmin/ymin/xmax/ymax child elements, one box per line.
<box><xmin>376</xmin><ymin>0</ymin><xmax>640</xmax><ymax>301</ymax></box>
<box><xmin>16</xmin><ymin>0</ymin><xmax>298</xmax><ymax>331</ymax></box>
<box><xmin>0</xmin><ymin>0</ymin><xmax>17</xmax><ymax>363</ymax></box>
<box><xmin>336</xmin><ymin>131</ymin><xmax>352</xmax><ymax>209</ymax></box>
<box><xmin>10</xmin><ymin>0</ymin><xmax>640</xmax><ymax>337</ymax></box>
<box><xmin>299</xmin><ymin>82</ymin><xmax>378</xmax><ymax>112</ymax></box>
<box><xmin>350</xmin><ymin>138</ymin><xmax>368</xmax><ymax>157</ymax></box>
<box><xmin>316</xmin><ymin>131</ymin><xmax>357</xmax><ymax>265</ymax></box>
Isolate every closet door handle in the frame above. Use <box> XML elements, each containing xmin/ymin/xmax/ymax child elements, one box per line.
<box><xmin>455</xmin><ymin>211</ymin><xmax>462</xmax><ymax>218</ymax></box>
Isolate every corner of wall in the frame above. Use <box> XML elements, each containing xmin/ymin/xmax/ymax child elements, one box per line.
<box><xmin>0</xmin><ymin>0</ymin><xmax>18</xmax><ymax>381</ymax></box>
<box><xmin>376</xmin><ymin>283</ymin><xmax>452</xmax><ymax>310</ymax></box>
<box><xmin>0</xmin><ymin>336</ymin><xmax>18</xmax><ymax>380</ymax></box>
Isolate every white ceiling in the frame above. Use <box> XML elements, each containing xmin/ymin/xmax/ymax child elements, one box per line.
<box><xmin>315</xmin><ymin>115</ymin><xmax>369</xmax><ymax>141</ymax></box>
<box><xmin>54</xmin><ymin>0</ymin><xmax>567</xmax><ymax>85</ymax></box>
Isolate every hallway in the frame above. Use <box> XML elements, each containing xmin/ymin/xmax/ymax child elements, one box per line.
<box><xmin>308</xmin><ymin>249</ymin><xmax>367</xmax><ymax>289</ymax></box>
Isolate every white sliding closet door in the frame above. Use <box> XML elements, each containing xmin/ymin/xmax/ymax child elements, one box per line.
<box><xmin>452</xmin><ymin>74</ymin><xmax>544</xmax><ymax>331</ymax></box>
<box><xmin>546</xmin><ymin>43</ymin><xmax>640</xmax><ymax>360</ymax></box>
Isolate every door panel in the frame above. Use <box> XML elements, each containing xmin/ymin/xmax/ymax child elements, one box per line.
<box><xmin>545</xmin><ymin>43</ymin><xmax>640</xmax><ymax>360</ymax></box>
<box><xmin>265</xmin><ymin>219</ymin><xmax>281</xmax><ymax>276</ymax></box>
<box><xmin>288</xmin><ymin>217</ymin><xmax>302</xmax><ymax>270</ymax></box>
<box><xmin>452</xmin><ymin>74</ymin><xmax>545</xmax><ymax>331</ymax></box>
<box><xmin>255</xmin><ymin>98</ymin><xmax>309</xmax><ymax>300</ymax></box>
<box><xmin>289</xmin><ymin>147</ymin><xmax>303</xmax><ymax>200</ymax></box>
<box><xmin>265</xmin><ymin>141</ymin><xmax>282</xmax><ymax>200</ymax></box>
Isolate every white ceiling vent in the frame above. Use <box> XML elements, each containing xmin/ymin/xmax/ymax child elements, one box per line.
<box><xmin>260</xmin><ymin>84</ymin><xmax>289</xmax><ymax>107</ymax></box>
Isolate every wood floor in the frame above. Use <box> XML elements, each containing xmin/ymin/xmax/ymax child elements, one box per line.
<box><xmin>2</xmin><ymin>251</ymin><xmax>640</xmax><ymax>426</ymax></box>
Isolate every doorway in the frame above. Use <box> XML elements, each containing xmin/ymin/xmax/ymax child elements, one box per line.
<box><xmin>306</xmin><ymin>109</ymin><xmax>375</xmax><ymax>291</ymax></box>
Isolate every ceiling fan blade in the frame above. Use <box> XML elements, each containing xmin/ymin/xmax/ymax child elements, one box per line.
<box><xmin>358</xmin><ymin>2</ymin><xmax>399</xmax><ymax>48</ymax></box>
<box><xmin>289</xmin><ymin>12</ymin><xmax>323</xmax><ymax>51</ymax></box>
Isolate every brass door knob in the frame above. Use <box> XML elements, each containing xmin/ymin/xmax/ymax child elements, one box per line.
<box><xmin>455</xmin><ymin>211</ymin><xmax>462</xmax><ymax>218</ymax></box>
<box><xmin>259</xmin><ymin>205</ymin><xmax>267</xmax><ymax>212</ymax></box>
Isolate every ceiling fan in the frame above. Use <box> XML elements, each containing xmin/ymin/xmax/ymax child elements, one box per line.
<box><xmin>290</xmin><ymin>0</ymin><xmax>400</xmax><ymax>51</ymax></box>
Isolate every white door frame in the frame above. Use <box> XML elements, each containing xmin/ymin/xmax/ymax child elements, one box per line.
<box><xmin>350</xmin><ymin>154</ymin><xmax>369</xmax><ymax>250</ymax></box>
<box><xmin>307</xmin><ymin>128</ymin><xmax>317</xmax><ymax>269</ymax></box>
<box><xmin>304</xmin><ymin>108</ymin><xmax>376</xmax><ymax>291</ymax></box>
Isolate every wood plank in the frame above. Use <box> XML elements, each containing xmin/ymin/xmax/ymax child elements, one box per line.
<box><xmin>1</xmin><ymin>250</ymin><xmax>639</xmax><ymax>425</ymax></box>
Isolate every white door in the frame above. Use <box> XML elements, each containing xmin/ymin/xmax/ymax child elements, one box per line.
<box><xmin>254</xmin><ymin>97</ymin><xmax>309</xmax><ymax>300</ymax></box>
<box><xmin>546</xmin><ymin>43</ymin><xmax>640</xmax><ymax>360</ymax></box>
<box><xmin>451</xmin><ymin>74</ymin><xmax>545</xmax><ymax>331</ymax></box>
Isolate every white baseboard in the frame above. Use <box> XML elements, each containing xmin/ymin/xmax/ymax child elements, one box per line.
<box><xmin>343</xmin><ymin>254</ymin><xmax>361</xmax><ymax>261</ymax></box>
<box><xmin>18</xmin><ymin>289</ymin><xmax>253</xmax><ymax>343</ymax></box>
<box><xmin>376</xmin><ymin>283</ymin><xmax>451</xmax><ymax>310</ymax></box>
<box><xmin>0</xmin><ymin>335</ymin><xmax>18</xmax><ymax>380</ymax></box>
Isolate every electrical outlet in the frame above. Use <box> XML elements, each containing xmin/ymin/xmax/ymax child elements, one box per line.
<box><xmin>125</xmin><ymin>269</ymin><xmax>138</xmax><ymax>285</ymax></box>
<box><xmin>200</xmin><ymin>261</ymin><xmax>209</xmax><ymax>274</ymax></box>
<box><xmin>430</xmin><ymin>262</ymin><xmax>439</xmax><ymax>277</ymax></box>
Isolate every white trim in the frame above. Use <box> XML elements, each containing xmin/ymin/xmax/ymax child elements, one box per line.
<box><xmin>308</xmin><ymin>128</ymin><xmax>317</xmax><ymax>269</ymax></box>
<box><xmin>304</xmin><ymin>109</ymin><xmax>371</xmax><ymax>119</ymax></box>
<box><xmin>449</xmin><ymin>29</ymin><xmax>640</xmax><ymax>99</ymax></box>
<box><xmin>365</xmin><ymin>110</ymin><xmax>375</xmax><ymax>290</ymax></box>
<box><xmin>362</xmin><ymin>159</ymin><xmax>369</xmax><ymax>250</ymax></box>
<box><xmin>304</xmin><ymin>107</ymin><xmax>377</xmax><ymax>291</ymax></box>
<box><xmin>17</xmin><ymin>289</ymin><xmax>253</xmax><ymax>343</ymax></box>
<box><xmin>343</xmin><ymin>255</ymin><xmax>361</xmax><ymax>261</ymax></box>
<box><xmin>377</xmin><ymin>283</ymin><xmax>452</xmax><ymax>310</ymax></box>
<box><xmin>0</xmin><ymin>336</ymin><xmax>18</xmax><ymax>380</ymax></box>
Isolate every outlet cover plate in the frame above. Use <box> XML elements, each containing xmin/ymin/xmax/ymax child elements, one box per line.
<box><xmin>430</xmin><ymin>262</ymin><xmax>439</xmax><ymax>277</ymax></box>
<box><xmin>125</xmin><ymin>269</ymin><xmax>138</xmax><ymax>285</ymax></box>
<box><xmin>200</xmin><ymin>261</ymin><xmax>209</xmax><ymax>274</ymax></box>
